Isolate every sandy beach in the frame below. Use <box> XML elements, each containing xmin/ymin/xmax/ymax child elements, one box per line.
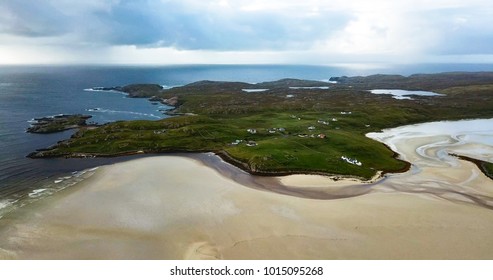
<box><xmin>0</xmin><ymin>119</ymin><xmax>493</xmax><ymax>259</ymax></box>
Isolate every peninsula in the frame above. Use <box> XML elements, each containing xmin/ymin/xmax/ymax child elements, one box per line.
<box><xmin>28</xmin><ymin>72</ymin><xmax>493</xmax><ymax>180</ymax></box>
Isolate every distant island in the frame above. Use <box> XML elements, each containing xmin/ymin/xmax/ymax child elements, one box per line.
<box><xmin>28</xmin><ymin>72</ymin><xmax>493</xmax><ymax>180</ymax></box>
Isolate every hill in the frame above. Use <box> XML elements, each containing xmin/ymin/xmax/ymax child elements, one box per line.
<box><xmin>28</xmin><ymin>73</ymin><xmax>493</xmax><ymax>180</ymax></box>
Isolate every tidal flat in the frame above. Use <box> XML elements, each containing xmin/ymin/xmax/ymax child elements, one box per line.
<box><xmin>1</xmin><ymin>118</ymin><xmax>492</xmax><ymax>259</ymax></box>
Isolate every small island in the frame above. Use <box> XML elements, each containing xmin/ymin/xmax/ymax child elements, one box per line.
<box><xmin>28</xmin><ymin>72</ymin><xmax>493</xmax><ymax>180</ymax></box>
<box><xmin>27</xmin><ymin>114</ymin><xmax>94</xmax><ymax>134</ymax></box>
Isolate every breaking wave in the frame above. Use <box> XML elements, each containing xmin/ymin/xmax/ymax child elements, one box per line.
<box><xmin>86</xmin><ymin>108</ymin><xmax>161</xmax><ymax>119</ymax></box>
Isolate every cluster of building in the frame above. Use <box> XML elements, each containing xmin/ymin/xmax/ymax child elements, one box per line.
<box><xmin>248</xmin><ymin>127</ymin><xmax>287</xmax><ymax>135</ymax></box>
<box><xmin>267</xmin><ymin>127</ymin><xmax>286</xmax><ymax>133</ymax></box>
<box><xmin>341</xmin><ymin>156</ymin><xmax>362</xmax><ymax>166</ymax></box>
<box><xmin>298</xmin><ymin>133</ymin><xmax>326</xmax><ymax>139</ymax></box>
<box><xmin>153</xmin><ymin>129</ymin><xmax>167</xmax><ymax>135</ymax></box>
<box><xmin>317</xmin><ymin>117</ymin><xmax>337</xmax><ymax>122</ymax></box>
<box><xmin>238</xmin><ymin>111</ymin><xmax>363</xmax><ymax>147</ymax></box>
<box><xmin>231</xmin><ymin>139</ymin><xmax>257</xmax><ymax>147</ymax></box>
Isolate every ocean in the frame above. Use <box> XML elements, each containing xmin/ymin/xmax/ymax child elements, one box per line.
<box><xmin>0</xmin><ymin>63</ymin><xmax>492</xmax><ymax>216</ymax></box>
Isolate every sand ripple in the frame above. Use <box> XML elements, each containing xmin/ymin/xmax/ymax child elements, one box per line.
<box><xmin>1</xmin><ymin>119</ymin><xmax>493</xmax><ymax>259</ymax></box>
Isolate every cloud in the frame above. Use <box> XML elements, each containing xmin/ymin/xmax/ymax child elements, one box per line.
<box><xmin>1</xmin><ymin>0</ymin><xmax>351</xmax><ymax>50</ymax></box>
<box><xmin>0</xmin><ymin>0</ymin><xmax>492</xmax><ymax>64</ymax></box>
<box><xmin>93</xmin><ymin>0</ymin><xmax>351</xmax><ymax>51</ymax></box>
<box><xmin>0</xmin><ymin>0</ymin><xmax>70</xmax><ymax>37</ymax></box>
<box><xmin>425</xmin><ymin>7</ymin><xmax>493</xmax><ymax>55</ymax></box>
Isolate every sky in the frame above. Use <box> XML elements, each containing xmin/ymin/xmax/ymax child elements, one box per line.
<box><xmin>0</xmin><ymin>0</ymin><xmax>492</xmax><ymax>65</ymax></box>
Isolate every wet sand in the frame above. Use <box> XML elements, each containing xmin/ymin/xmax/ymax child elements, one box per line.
<box><xmin>0</xmin><ymin>119</ymin><xmax>493</xmax><ymax>259</ymax></box>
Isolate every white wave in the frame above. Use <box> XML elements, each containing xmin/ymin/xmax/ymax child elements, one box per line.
<box><xmin>0</xmin><ymin>167</ymin><xmax>101</xmax><ymax>221</ymax></box>
<box><xmin>84</xmin><ymin>88</ymin><xmax>128</xmax><ymax>96</ymax></box>
<box><xmin>28</xmin><ymin>188</ymin><xmax>47</xmax><ymax>198</ymax></box>
<box><xmin>84</xmin><ymin>88</ymin><xmax>110</xmax><ymax>92</ymax></box>
<box><xmin>161</xmin><ymin>84</ymin><xmax>181</xmax><ymax>90</ymax></box>
<box><xmin>84</xmin><ymin>87</ymin><xmax>117</xmax><ymax>92</ymax></box>
<box><xmin>27</xmin><ymin>114</ymin><xmax>62</xmax><ymax>123</ymax></box>
<box><xmin>52</xmin><ymin>167</ymin><xmax>99</xmax><ymax>187</ymax></box>
<box><xmin>0</xmin><ymin>199</ymin><xmax>13</xmax><ymax>210</ymax></box>
<box><xmin>85</xmin><ymin>108</ymin><xmax>161</xmax><ymax>119</ymax></box>
<box><xmin>72</xmin><ymin>167</ymin><xmax>98</xmax><ymax>177</ymax></box>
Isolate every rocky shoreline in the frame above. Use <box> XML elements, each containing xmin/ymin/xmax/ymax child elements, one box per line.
<box><xmin>27</xmin><ymin>114</ymin><xmax>95</xmax><ymax>134</ymax></box>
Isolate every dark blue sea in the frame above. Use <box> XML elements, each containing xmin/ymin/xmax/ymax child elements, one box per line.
<box><xmin>0</xmin><ymin>63</ymin><xmax>492</xmax><ymax>216</ymax></box>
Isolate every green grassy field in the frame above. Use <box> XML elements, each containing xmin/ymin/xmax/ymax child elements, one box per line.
<box><xmin>482</xmin><ymin>161</ymin><xmax>493</xmax><ymax>179</ymax></box>
<box><xmin>29</xmin><ymin>74</ymin><xmax>493</xmax><ymax>180</ymax></box>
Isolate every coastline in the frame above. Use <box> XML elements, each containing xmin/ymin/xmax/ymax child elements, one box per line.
<box><xmin>28</xmin><ymin>144</ymin><xmax>409</xmax><ymax>183</ymax></box>
<box><xmin>1</xmin><ymin>118</ymin><xmax>493</xmax><ymax>259</ymax></box>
